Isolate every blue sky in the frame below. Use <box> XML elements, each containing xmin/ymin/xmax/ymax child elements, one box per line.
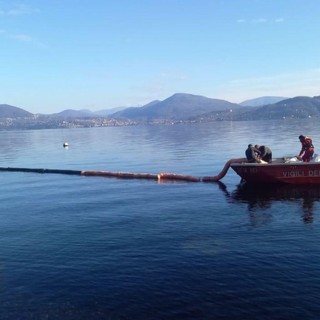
<box><xmin>1</xmin><ymin>0</ymin><xmax>320</xmax><ymax>114</ymax></box>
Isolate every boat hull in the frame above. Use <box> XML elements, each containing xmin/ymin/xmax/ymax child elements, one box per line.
<box><xmin>231</xmin><ymin>159</ymin><xmax>320</xmax><ymax>184</ymax></box>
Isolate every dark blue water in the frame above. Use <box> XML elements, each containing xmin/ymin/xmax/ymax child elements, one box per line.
<box><xmin>1</xmin><ymin>121</ymin><xmax>320</xmax><ymax>319</ymax></box>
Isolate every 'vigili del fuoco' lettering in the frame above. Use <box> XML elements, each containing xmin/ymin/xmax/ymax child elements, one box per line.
<box><xmin>283</xmin><ymin>171</ymin><xmax>304</xmax><ymax>177</ymax></box>
<box><xmin>308</xmin><ymin>170</ymin><xmax>320</xmax><ymax>176</ymax></box>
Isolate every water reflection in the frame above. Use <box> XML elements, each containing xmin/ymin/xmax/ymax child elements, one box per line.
<box><xmin>217</xmin><ymin>182</ymin><xmax>320</xmax><ymax>223</ymax></box>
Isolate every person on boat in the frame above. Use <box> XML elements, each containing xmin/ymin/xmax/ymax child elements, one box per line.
<box><xmin>245</xmin><ymin>144</ymin><xmax>261</xmax><ymax>163</ymax></box>
<box><xmin>297</xmin><ymin>135</ymin><xmax>314</xmax><ymax>162</ymax></box>
<box><xmin>255</xmin><ymin>145</ymin><xmax>272</xmax><ymax>163</ymax></box>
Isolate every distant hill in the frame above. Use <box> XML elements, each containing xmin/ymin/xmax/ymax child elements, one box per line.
<box><xmin>94</xmin><ymin>106</ymin><xmax>128</xmax><ymax>117</ymax></box>
<box><xmin>140</xmin><ymin>100</ymin><xmax>162</xmax><ymax>108</ymax></box>
<box><xmin>0</xmin><ymin>104</ymin><xmax>33</xmax><ymax>118</ymax></box>
<box><xmin>111</xmin><ymin>93</ymin><xmax>241</xmax><ymax>120</ymax></box>
<box><xmin>240</xmin><ymin>96</ymin><xmax>288</xmax><ymax>107</ymax></box>
<box><xmin>233</xmin><ymin>96</ymin><xmax>320</xmax><ymax>120</ymax></box>
<box><xmin>51</xmin><ymin>109</ymin><xmax>95</xmax><ymax>118</ymax></box>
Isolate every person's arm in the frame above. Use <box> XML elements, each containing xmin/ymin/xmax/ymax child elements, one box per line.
<box><xmin>252</xmin><ymin>149</ymin><xmax>261</xmax><ymax>162</ymax></box>
<box><xmin>298</xmin><ymin>142</ymin><xmax>304</xmax><ymax>156</ymax></box>
<box><xmin>297</xmin><ymin>147</ymin><xmax>305</xmax><ymax>160</ymax></box>
<box><xmin>253</xmin><ymin>148</ymin><xmax>261</xmax><ymax>159</ymax></box>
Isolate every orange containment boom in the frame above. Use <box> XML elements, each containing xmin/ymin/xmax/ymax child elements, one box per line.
<box><xmin>202</xmin><ymin>158</ymin><xmax>247</xmax><ymax>182</ymax></box>
<box><xmin>0</xmin><ymin>167</ymin><xmax>200</xmax><ymax>182</ymax></box>
<box><xmin>158</xmin><ymin>173</ymin><xmax>201</xmax><ymax>182</ymax></box>
<box><xmin>0</xmin><ymin>158</ymin><xmax>247</xmax><ymax>182</ymax></box>
<box><xmin>81</xmin><ymin>171</ymin><xmax>158</xmax><ymax>180</ymax></box>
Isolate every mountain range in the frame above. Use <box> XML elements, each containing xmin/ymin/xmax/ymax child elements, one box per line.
<box><xmin>239</xmin><ymin>96</ymin><xmax>287</xmax><ymax>107</ymax></box>
<box><xmin>1</xmin><ymin>94</ymin><xmax>320</xmax><ymax>126</ymax></box>
<box><xmin>111</xmin><ymin>93</ymin><xmax>242</xmax><ymax>121</ymax></box>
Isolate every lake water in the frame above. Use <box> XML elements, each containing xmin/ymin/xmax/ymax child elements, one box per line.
<box><xmin>1</xmin><ymin>120</ymin><xmax>320</xmax><ymax>319</ymax></box>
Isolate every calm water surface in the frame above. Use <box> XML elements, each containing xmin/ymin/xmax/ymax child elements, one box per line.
<box><xmin>1</xmin><ymin>120</ymin><xmax>320</xmax><ymax>319</ymax></box>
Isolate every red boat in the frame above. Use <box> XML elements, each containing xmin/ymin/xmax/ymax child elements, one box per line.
<box><xmin>230</xmin><ymin>158</ymin><xmax>320</xmax><ymax>184</ymax></box>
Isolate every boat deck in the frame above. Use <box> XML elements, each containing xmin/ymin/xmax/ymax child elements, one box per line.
<box><xmin>232</xmin><ymin>157</ymin><xmax>320</xmax><ymax>167</ymax></box>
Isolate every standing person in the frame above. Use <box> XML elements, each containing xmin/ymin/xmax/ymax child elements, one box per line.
<box><xmin>297</xmin><ymin>135</ymin><xmax>314</xmax><ymax>162</ymax></box>
<box><xmin>255</xmin><ymin>145</ymin><xmax>272</xmax><ymax>163</ymax></box>
<box><xmin>245</xmin><ymin>144</ymin><xmax>261</xmax><ymax>163</ymax></box>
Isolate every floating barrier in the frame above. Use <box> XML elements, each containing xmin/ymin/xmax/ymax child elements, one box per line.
<box><xmin>0</xmin><ymin>158</ymin><xmax>247</xmax><ymax>183</ymax></box>
<box><xmin>0</xmin><ymin>167</ymin><xmax>81</xmax><ymax>175</ymax></box>
<box><xmin>81</xmin><ymin>171</ymin><xmax>158</xmax><ymax>180</ymax></box>
<box><xmin>158</xmin><ymin>172</ymin><xmax>201</xmax><ymax>182</ymax></box>
<box><xmin>0</xmin><ymin>167</ymin><xmax>198</xmax><ymax>182</ymax></box>
<box><xmin>202</xmin><ymin>158</ymin><xmax>247</xmax><ymax>182</ymax></box>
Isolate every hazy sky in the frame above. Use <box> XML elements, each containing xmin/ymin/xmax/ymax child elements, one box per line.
<box><xmin>1</xmin><ymin>0</ymin><xmax>320</xmax><ymax>114</ymax></box>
